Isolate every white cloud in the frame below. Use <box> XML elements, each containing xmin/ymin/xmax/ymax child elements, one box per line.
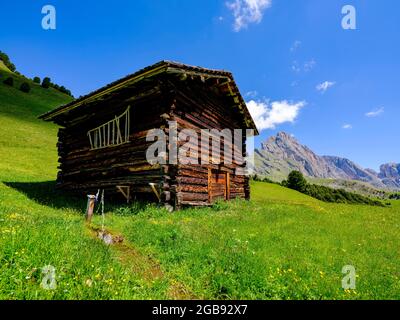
<box><xmin>226</xmin><ymin>0</ymin><xmax>272</xmax><ymax>31</ymax></box>
<box><xmin>245</xmin><ymin>90</ymin><xmax>258</xmax><ymax>98</ymax></box>
<box><xmin>290</xmin><ymin>40</ymin><xmax>302</xmax><ymax>52</ymax></box>
<box><xmin>304</xmin><ymin>59</ymin><xmax>316</xmax><ymax>72</ymax></box>
<box><xmin>291</xmin><ymin>59</ymin><xmax>317</xmax><ymax>73</ymax></box>
<box><xmin>291</xmin><ymin>61</ymin><xmax>301</xmax><ymax>73</ymax></box>
<box><xmin>365</xmin><ymin>107</ymin><xmax>384</xmax><ymax>118</ymax></box>
<box><xmin>342</xmin><ymin>124</ymin><xmax>352</xmax><ymax>129</ymax></box>
<box><xmin>316</xmin><ymin>81</ymin><xmax>335</xmax><ymax>93</ymax></box>
<box><xmin>247</xmin><ymin>99</ymin><xmax>306</xmax><ymax>131</ymax></box>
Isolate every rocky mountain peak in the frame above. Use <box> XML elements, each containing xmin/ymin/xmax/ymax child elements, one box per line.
<box><xmin>262</xmin><ymin>132</ymin><xmax>296</xmax><ymax>149</ymax></box>
<box><xmin>254</xmin><ymin>132</ymin><xmax>398</xmax><ymax>190</ymax></box>
<box><xmin>378</xmin><ymin>163</ymin><xmax>400</xmax><ymax>189</ymax></box>
<box><xmin>379</xmin><ymin>163</ymin><xmax>400</xmax><ymax>178</ymax></box>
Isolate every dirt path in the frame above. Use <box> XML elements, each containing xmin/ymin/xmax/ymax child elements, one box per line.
<box><xmin>87</xmin><ymin>225</ymin><xmax>195</xmax><ymax>299</ymax></box>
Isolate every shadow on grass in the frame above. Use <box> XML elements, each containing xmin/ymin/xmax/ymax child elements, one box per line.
<box><xmin>4</xmin><ymin>181</ymin><xmax>155</xmax><ymax>214</ymax></box>
<box><xmin>4</xmin><ymin>181</ymin><xmax>87</xmax><ymax>212</ymax></box>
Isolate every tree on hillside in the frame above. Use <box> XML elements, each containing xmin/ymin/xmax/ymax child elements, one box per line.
<box><xmin>20</xmin><ymin>82</ymin><xmax>31</xmax><ymax>93</ymax></box>
<box><xmin>286</xmin><ymin>171</ymin><xmax>308</xmax><ymax>192</ymax></box>
<box><xmin>51</xmin><ymin>82</ymin><xmax>73</xmax><ymax>97</ymax></box>
<box><xmin>59</xmin><ymin>85</ymin><xmax>72</xmax><ymax>96</ymax></box>
<box><xmin>33</xmin><ymin>77</ymin><xmax>41</xmax><ymax>84</ymax></box>
<box><xmin>0</xmin><ymin>51</ymin><xmax>16</xmax><ymax>72</ymax></box>
<box><xmin>41</xmin><ymin>77</ymin><xmax>51</xmax><ymax>89</ymax></box>
<box><xmin>3</xmin><ymin>77</ymin><xmax>14</xmax><ymax>86</ymax></box>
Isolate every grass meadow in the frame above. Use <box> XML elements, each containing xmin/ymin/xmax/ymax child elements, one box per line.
<box><xmin>0</xmin><ymin>68</ymin><xmax>399</xmax><ymax>299</ymax></box>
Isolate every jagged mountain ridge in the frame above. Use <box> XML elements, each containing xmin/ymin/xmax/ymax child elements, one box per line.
<box><xmin>254</xmin><ymin>132</ymin><xmax>399</xmax><ymax>190</ymax></box>
<box><xmin>378</xmin><ymin>163</ymin><xmax>400</xmax><ymax>189</ymax></box>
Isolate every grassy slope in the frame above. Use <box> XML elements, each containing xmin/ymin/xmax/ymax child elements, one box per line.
<box><xmin>0</xmin><ymin>70</ymin><xmax>399</xmax><ymax>299</ymax></box>
<box><xmin>0</xmin><ymin>70</ymin><xmax>171</xmax><ymax>299</ymax></box>
<box><xmin>0</xmin><ymin>68</ymin><xmax>73</xmax><ymax>181</ymax></box>
<box><xmin>99</xmin><ymin>184</ymin><xmax>400</xmax><ymax>299</ymax></box>
<box><xmin>0</xmin><ymin>61</ymin><xmax>11</xmax><ymax>72</ymax></box>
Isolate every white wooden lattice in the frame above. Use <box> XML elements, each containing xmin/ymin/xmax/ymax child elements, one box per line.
<box><xmin>87</xmin><ymin>106</ymin><xmax>130</xmax><ymax>150</ymax></box>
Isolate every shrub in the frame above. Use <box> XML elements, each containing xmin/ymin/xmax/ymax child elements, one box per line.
<box><xmin>20</xmin><ymin>82</ymin><xmax>31</xmax><ymax>93</ymax></box>
<box><xmin>287</xmin><ymin>171</ymin><xmax>308</xmax><ymax>193</ymax></box>
<box><xmin>44</xmin><ymin>79</ymin><xmax>73</xmax><ymax>97</ymax></box>
<box><xmin>388</xmin><ymin>193</ymin><xmax>400</xmax><ymax>200</ymax></box>
<box><xmin>283</xmin><ymin>171</ymin><xmax>384</xmax><ymax>207</ymax></box>
<box><xmin>303</xmin><ymin>184</ymin><xmax>383</xmax><ymax>206</ymax></box>
<box><xmin>41</xmin><ymin>77</ymin><xmax>51</xmax><ymax>89</ymax></box>
<box><xmin>33</xmin><ymin>77</ymin><xmax>41</xmax><ymax>84</ymax></box>
<box><xmin>3</xmin><ymin>77</ymin><xmax>14</xmax><ymax>86</ymax></box>
<box><xmin>58</xmin><ymin>85</ymin><xmax>72</xmax><ymax>96</ymax></box>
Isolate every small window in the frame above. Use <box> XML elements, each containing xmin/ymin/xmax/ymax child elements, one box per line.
<box><xmin>87</xmin><ymin>106</ymin><xmax>130</xmax><ymax>150</ymax></box>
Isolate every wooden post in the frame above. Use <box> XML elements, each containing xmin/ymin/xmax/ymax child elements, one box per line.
<box><xmin>116</xmin><ymin>186</ymin><xmax>131</xmax><ymax>203</ymax></box>
<box><xmin>149</xmin><ymin>183</ymin><xmax>161</xmax><ymax>202</ymax></box>
<box><xmin>226</xmin><ymin>172</ymin><xmax>230</xmax><ymax>200</ymax></box>
<box><xmin>208</xmin><ymin>168</ymin><xmax>211</xmax><ymax>204</ymax></box>
<box><xmin>86</xmin><ymin>195</ymin><xmax>96</xmax><ymax>223</ymax></box>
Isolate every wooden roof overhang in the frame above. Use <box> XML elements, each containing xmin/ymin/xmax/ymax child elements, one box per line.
<box><xmin>39</xmin><ymin>61</ymin><xmax>259</xmax><ymax>135</ymax></box>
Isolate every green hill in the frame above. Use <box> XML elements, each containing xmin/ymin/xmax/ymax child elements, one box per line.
<box><xmin>0</xmin><ymin>60</ymin><xmax>11</xmax><ymax>72</ymax></box>
<box><xmin>0</xmin><ymin>66</ymin><xmax>399</xmax><ymax>300</ymax></box>
<box><xmin>0</xmin><ymin>67</ymin><xmax>73</xmax><ymax>180</ymax></box>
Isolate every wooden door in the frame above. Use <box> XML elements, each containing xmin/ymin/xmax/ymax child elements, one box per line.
<box><xmin>208</xmin><ymin>169</ymin><xmax>230</xmax><ymax>203</ymax></box>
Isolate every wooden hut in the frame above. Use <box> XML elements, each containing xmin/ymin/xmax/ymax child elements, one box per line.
<box><xmin>40</xmin><ymin>61</ymin><xmax>258</xmax><ymax>208</ymax></box>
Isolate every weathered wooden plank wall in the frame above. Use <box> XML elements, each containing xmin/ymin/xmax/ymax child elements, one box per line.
<box><xmin>54</xmin><ymin>74</ymin><xmax>250</xmax><ymax>207</ymax></box>
<box><xmin>56</xmin><ymin>80</ymin><xmax>171</xmax><ymax>201</ymax></box>
<box><xmin>168</xmin><ymin>80</ymin><xmax>249</xmax><ymax>207</ymax></box>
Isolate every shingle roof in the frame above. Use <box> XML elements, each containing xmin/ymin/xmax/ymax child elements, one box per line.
<box><xmin>39</xmin><ymin>60</ymin><xmax>258</xmax><ymax>134</ymax></box>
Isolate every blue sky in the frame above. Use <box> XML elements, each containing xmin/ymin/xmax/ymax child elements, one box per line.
<box><xmin>1</xmin><ymin>0</ymin><xmax>399</xmax><ymax>170</ymax></box>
